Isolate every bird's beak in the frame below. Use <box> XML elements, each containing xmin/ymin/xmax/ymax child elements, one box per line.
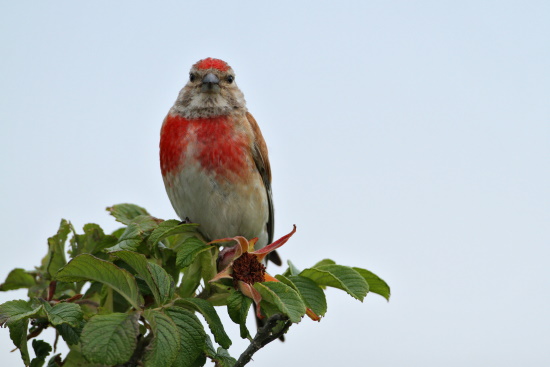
<box><xmin>201</xmin><ymin>73</ymin><xmax>220</xmax><ymax>93</ymax></box>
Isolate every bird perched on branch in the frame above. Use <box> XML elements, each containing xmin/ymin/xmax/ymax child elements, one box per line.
<box><xmin>160</xmin><ymin>58</ymin><xmax>280</xmax><ymax>265</ymax></box>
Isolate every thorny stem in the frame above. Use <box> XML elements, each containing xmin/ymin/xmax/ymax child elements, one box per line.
<box><xmin>232</xmin><ymin>314</ymin><xmax>292</xmax><ymax>367</ymax></box>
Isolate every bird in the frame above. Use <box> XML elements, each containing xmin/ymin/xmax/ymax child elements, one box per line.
<box><xmin>160</xmin><ymin>58</ymin><xmax>280</xmax><ymax>265</ymax></box>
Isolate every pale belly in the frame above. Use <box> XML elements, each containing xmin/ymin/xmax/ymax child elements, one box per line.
<box><xmin>163</xmin><ymin>162</ymin><xmax>270</xmax><ymax>249</ymax></box>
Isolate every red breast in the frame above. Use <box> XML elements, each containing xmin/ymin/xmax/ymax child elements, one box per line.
<box><xmin>160</xmin><ymin>114</ymin><xmax>251</xmax><ymax>183</ymax></box>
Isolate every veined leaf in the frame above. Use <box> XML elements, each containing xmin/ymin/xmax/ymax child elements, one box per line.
<box><xmin>177</xmin><ymin>259</ymin><xmax>202</xmax><ymax>298</ymax></box>
<box><xmin>211</xmin><ymin>347</ymin><xmax>236</xmax><ymax>367</ymax></box>
<box><xmin>107</xmin><ymin>203</ymin><xmax>150</xmax><ymax>225</ymax></box>
<box><xmin>106</xmin><ymin>215</ymin><xmax>160</xmax><ymax>252</ymax></box>
<box><xmin>43</xmin><ymin>219</ymin><xmax>71</xmax><ymax>278</ymax></box>
<box><xmin>226</xmin><ymin>291</ymin><xmax>252</xmax><ymax>339</ymax></box>
<box><xmin>174</xmin><ymin>298</ymin><xmax>231</xmax><ymax>349</ymax></box>
<box><xmin>300</xmin><ymin>264</ymin><xmax>369</xmax><ymax>301</ymax></box>
<box><xmin>56</xmin><ymin>322</ymin><xmax>82</xmax><ymax>346</ymax></box>
<box><xmin>144</xmin><ymin>310</ymin><xmax>181</xmax><ymax>367</ymax></box>
<box><xmin>69</xmin><ymin>223</ymin><xmax>117</xmax><ymax>257</ymax></box>
<box><xmin>55</xmin><ymin>254</ymin><xmax>141</xmax><ymax>309</ymax></box>
<box><xmin>165</xmin><ymin>307</ymin><xmax>207</xmax><ymax>367</ymax></box>
<box><xmin>47</xmin><ymin>303</ymin><xmax>83</xmax><ymax>328</ymax></box>
<box><xmin>176</xmin><ymin>237</ymin><xmax>213</xmax><ymax>269</ymax></box>
<box><xmin>254</xmin><ymin>282</ymin><xmax>306</xmax><ymax>323</ymax></box>
<box><xmin>8</xmin><ymin>318</ymin><xmax>30</xmax><ymax>365</ymax></box>
<box><xmin>278</xmin><ymin>275</ymin><xmax>327</xmax><ymax>317</ymax></box>
<box><xmin>0</xmin><ymin>268</ymin><xmax>36</xmax><ymax>291</ymax></box>
<box><xmin>0</xmin><ymin>300</ymin><xmax>43</xmax><ymax>326</ymax></box>
<box><xmin>80</xmin><ymin>312</ymin><xmax>139</xmax><ymax>365</ymax></box>
<box><xmin>311</xmin><ymin>259</ymin><xmax>336</xmax><ymax>268</ymax></box>
<box><xmin>112</xmin><ymin>251</ymin><xmax>174</xmax><ymax>305</ymax></box>
<box><xmin>353</xmin><ymin>267</ymin><xmax>391</xmax><ymax>300</ymax></box>
<box><xmin>149</xmin><ymin>220</ymin><xmax>200</xmax><ymax>247</ymax></box>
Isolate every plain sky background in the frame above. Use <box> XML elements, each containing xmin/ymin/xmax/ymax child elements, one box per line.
<box><xmin>1</xmin><ymin>1</ymin><xmax>549</xmax><ymax>366</ymax></box>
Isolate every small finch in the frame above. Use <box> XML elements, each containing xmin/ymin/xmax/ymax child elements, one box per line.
<box><xmin>160</xmin><ymin>58</ymin><xmax>280</xmax><ymax>265</ymax></box>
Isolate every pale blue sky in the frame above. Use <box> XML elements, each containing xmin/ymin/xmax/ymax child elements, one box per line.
<box><xmin>1</xmin><ymin>1</ymin><xmax>549</xmax><ymax>366</ymax></box>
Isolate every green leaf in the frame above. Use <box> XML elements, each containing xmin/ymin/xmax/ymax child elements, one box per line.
<box><xmin>176</xmin><ymin>237</ymin><xmax>212</xmax><ymax>269</ymax></box>
<box><xmin>8</xmin><ymin>318</ymin><xmax>30</xmax><ymax>365</ymax></box>
<box><xmin>254</xmin><ymin>282</ymin><xmax>306</xmax><ymax>323</ymax></box>
<box><xmin>211</xmin><ymin>347</ymin><xmax>236</xmax><ymax>367</ymax></box>
<box><xmin>300</xmin><ymin>264</ymin><xmax>369</xmax><ymax>301</ymax></box>
<box><xmin>144</xmin><ymin>310</ymin><xmax>181</xmax><ymax>367</ymax></box>
<box><xmin>174</xmin><ymin>298</ymin><xmax>231</xmax><ymax>349</ymax></box>
<box><xmin>0</xmin><ymin>300</ymin><xmax>43</xmax><ymax>325</ymax></box>
<box><xmin>113</xmin><ymin>251</ymin><xmax>174</xmax><ymax>305</ymax></box>
<box><xmin>46</xmin><ymin>353</ymin><xmax>62</xmax><ymax>367</ymax></box>
<box><xmin>178</xmin><ymin>259</ymin><xmax>202</xmax><ymax>298</ymax></box>
<box><xmin>43</xmin><ymin>219</ymin><xmax>71</xmax><ymax>278</ymax></box>
<box><xmin>62</xmin><ymin>347</ymin><xmax>107</xmax><ymax>367</ymax></box>
<box><xmin>55</xmin><ymin>254</ymin><xmax>142</xmax><ymax>309</ymax></box>
<box><xmin>47</xmin><ymin>303</ymin><xmax>83</xmax><ymax>327</ymax></box>
<box><xmin>30</xmin><ymin>339</ymin><xmax>52</xmax><ymax>367</ymax></box>
<box><xmin>286</xmin><ymin>260</ymin><xmax>301</xmax><ymax>276</ymax></box>
<box><xmin>226</xmin><ymin>291</ymin><xmax>252</xmax><ymax>339</ymax></box>
<box><xmin>107</xmin><ymin>203</ymin><xmax>150</xmax><ymax>225</ymax></box>
<box><xmin>55</xmin><ymin>322</ymin><xmax>82</xmax><ymax>345</ymax></box>
<box><xmin>164</xmin><ymin>307</ymin><xmax>207</xmax><ymax>367</ymax></box>
<box><xmin>0</xmin><ymin>268</ymin><xmax>36</xmax><ymax>291</ymax></box>
<box><xmin>312</xmin><ymin>259</ymin><xmax>336</xmax><ymax>268</ymax></box>
<box><xmin>69</xmin><ymin>223</ymin><xmax>117</xmax><ymax>257</ymax></box>
<box><xmin>149</xmin><ymin>220</ymin><xmax>200</xmax><ymax>247</ymax></box>
<box><xmin>80</xmin><ymin>312</ymin><xmax>139</xmax><ymax>365</ymax></box>
<box><xmin>278</xmin><ymin>275</ymin><xmax>327</xmax><ymax>317</ymax></box>
<box><xmin>353</xmin><ymin>267</ymin><xmax>391</xmax><ymax>300</ymax></box>
<box><xmin>107</xmin><ymin>215</ymin><xmax>160</xmax><ymax>252</ymax></box>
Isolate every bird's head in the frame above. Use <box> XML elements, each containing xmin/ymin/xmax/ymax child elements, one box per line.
<box><xmin>170</xmin><ymin>58</ymin><xmax>247</xmax><ymax>119</ymax></box>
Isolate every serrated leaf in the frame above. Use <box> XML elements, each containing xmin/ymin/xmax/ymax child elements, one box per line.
<box><xmin>107</xmin><ymin>215</ymin><xmax>160</xmax><ymax>252</ymax></box>
<box><xmin>55</xmin><ymin>322</ymin><xmax>82</xmax><ymax>345</ymax></box>
<box><xmin>176</xmin><ymin>237</ymin><xmax>212</xmax><ymax>269</ymax></box>
<box><xmin>278</xmin><ymin>275</ymin><xmax>327</xmax><ymax>317</ymax></box>
<box><xmin>300</xmin><ymin>264</ymin><xmax>369</xmax><ymax>301</ymax></box>
<box><xmin>0</xmin><ymin>268</ymin><xmax>36</xmax><ymax>291</ymax></box>
<box><xmin>30</xmin><ymin>339</ymin><xmax>52</xmax><ymax>367</ymax></box>
<box><xmin>43</xmin><ymin>219</ymin><xmax>71</xmax><ymax>278</ymax></box>
<box><xmin>144</xmin><ymin>310</ymin><xmax>181</xmax><ymax>367</ymax></box>
<box><xmin>0</xmin><ymin>300</ymin><xmax>43</xmax><ymax>325</ymax></box>
<box><xmin>254</xmin><ymin>282</ymin><xmax>306</xmax><ymax>323</ymax></box>
<box><xmin>47</xmin><ymin>303</ymin><xmax>83</xmax><ymax>327</ymax></box>
<box><xmin>353</xmin><ymin>267</ymin><xmax>391</xmax><ymax>300</ymax></box>
<box><xmin>107</xmin><ymin>203</ymin><xmax>150</xmax><ymax>225</ymax></box>
<box><xmin>80</xmin><ymin>312</ymin><xmax>139</xmax><ymax>365</ymax></box>
<box><xmin>164</xmin><ymin>307</ymin><xmax>207</xmax><ymax>367</ymax></box>
<box><xmin>113</xmin><ymin>251</ymin><xmax>174</xmax><ymax>305</ymax></box>
<box><xmin>55</xmin><ymin>254</ymin><xmax>141</xmax><ymax>309</ymax></box>
<box><xmin>174</xmin><ymin>298</ymin><xmax>231</xmax><ymax>349</ymax></box>
<box><xmin>226</xmin><ymin>291</ymin><xmax>252</xmax><ymax>339</ymax></box>
<box><xmin>8</xmin><ymin>318</ymin><xmax>30</xmax><ymax>365</ymax></box>
<box><xmin>149</xmin><ymin>220</ymin><xmax>200</xmax><ymax>247</ymax></box>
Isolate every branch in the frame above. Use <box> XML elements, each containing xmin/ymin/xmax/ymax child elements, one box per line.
<box><xmin>233</xmin><ymin>314</ymin><xmax>292</xmax><ymax>367</ymax></box>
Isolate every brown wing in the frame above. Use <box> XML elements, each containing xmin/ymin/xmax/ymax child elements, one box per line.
<box><xmin>246</xmin><ymin>112</ymin><xmax>281</xmax><ymax>265</ymax></box>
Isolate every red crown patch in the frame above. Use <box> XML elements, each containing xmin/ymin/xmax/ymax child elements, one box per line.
<box><xmin>194</xmin><ymin>58</ymin><xmax>230</xmax><ymax>71</ymax></box>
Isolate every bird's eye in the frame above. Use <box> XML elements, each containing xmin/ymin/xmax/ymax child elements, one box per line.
<box><xmin>189</xmin><ymin>73</ymin><xmax>196</xmax><ymax>82</ymax></box>
<box><xmin>226</xmin><ymin>75</ymin><xmax>234</xmax><ymax>84</ymax></box>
